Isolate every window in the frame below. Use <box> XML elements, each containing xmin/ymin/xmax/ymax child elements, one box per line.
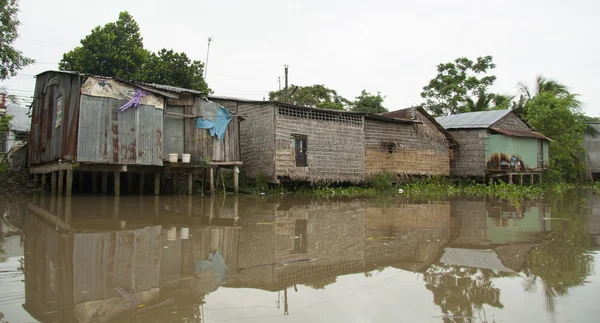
<box><xmin>293</xmin><ymin>135</ymin><xmax>307</xmax><ymax>167</ymax></box>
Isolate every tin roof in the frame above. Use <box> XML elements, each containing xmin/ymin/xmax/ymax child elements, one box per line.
<box><xmin>6</xmin><ymin>104</ymin><xmax>30</xmax><ymax>132</ymax></box>
<box><xmin>490</xmin><ymin>128</ymin><xmax>551</xmax><ymax>141</ymax></box>
<box><xmin>435</xmin><ymin>110</ymin><xmax>512</xmax><ymax>129</ymax></box>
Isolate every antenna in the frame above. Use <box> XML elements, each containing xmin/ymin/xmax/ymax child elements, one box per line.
<box><xmin>204</xmin><ymin>37</ymin><xmax>213</xmax><ymax>81</ymax></box>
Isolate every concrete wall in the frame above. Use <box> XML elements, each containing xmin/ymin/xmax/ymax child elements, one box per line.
<box><xmin>448</xmin><ymin>129</ymin><xmax>488</xmax><ymax>177</ymax></box>
<box><xmin>274</xmin><ymin>106</ymin><xmax>365</xmax><ymax>183</ymax></box>
<box><xmin>364</xmin><ymin>118</ymin><xmax>450</xmax><ymax>177</ymax></box>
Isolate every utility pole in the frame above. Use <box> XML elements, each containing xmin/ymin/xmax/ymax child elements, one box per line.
<box><xmin>284</xmin><ymin>65</ymin><xmax>289</xmax><ymax>102</ymax></box>
<box><xmin>278</xmin><ymin>77</ymin><xmax>281</xmax><ymax>91</ymax></box>
<box><xmin>204</xmin><ymin>37</ymin><xmax>213</xmax><ymax>82</ymax></box>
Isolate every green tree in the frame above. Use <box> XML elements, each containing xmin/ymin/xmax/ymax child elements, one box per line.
<box><xmin>139</xmin><ymin>49</ymin><xmax>210</xmax><ymax>93</ymax></box>
<box><xmin>268</xmin><ymin>84</ymin><xmax>350</xmax><ymax>110</ymax></box>
<box><xmin>350</xmin><ymin>90</ymin><xmax>387</xmax><ymax>113</ymax></box>
<box><xmin>465</xmin><ymin>93</ymin><xmax>513</xmax><ymax>112</ymax></box>
<box><xmin>0</xmin><ymin>0</ymin><xmax>34</xmax><ymax>80</ymax></box>
<box><xmin>421</xmin><ymin>56</ymin><xmax>497</xmax><ymax>116</ymax></box>
<box><xmin>518</xmin><ymin>76</ymin><xmax>587</xmax><ymax>182</ymax></box>
<box><xmin>0</xmin><ymin>114</ymin><xmax>12</xmax><ymax>133</ymax></box>
<box><xmin>59</xmin><ymin>11</ymin><xmax>147</xmax><ymax>79</ymax></box>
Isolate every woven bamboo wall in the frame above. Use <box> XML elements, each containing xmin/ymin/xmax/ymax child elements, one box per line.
<box><xmin>492</xmin><ymin>112</ymin><xmax>532</xmax><ymax>131</ymax></box>
<box><xmin>364</xmin><ymin>119</ymin><xmax>450</xmax><ymax>177</ymax></box>
<box><xmin>274</xmin><ymin>106</ymin><xmax>365</xmax><ymax>183</ymax></box>
<box><xmin>447</xmin><ymin>129</ymin><xmax>488</xmax><ymax>177</ymax></box>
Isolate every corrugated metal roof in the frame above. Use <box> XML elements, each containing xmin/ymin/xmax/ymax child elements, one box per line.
<box><xmin>435</xmin><ymin>110</ymin><xmax>512</xmax><ymax>129</ymax></box>
<box><xmin>140</xmin><ymin>82</ymin><xmax>204</xmax><ymax>96</ymax></box>
<box><xmin>490</xmin><ymin>128</ymin><xmax>551</xmax><ymax>141</ymax></box>
<box><xmin>6</xmin><ymin>104</ymin><xmax>30</xmax><ymax>132</ymax></box>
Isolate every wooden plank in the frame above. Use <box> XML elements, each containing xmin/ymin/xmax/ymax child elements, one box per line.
<box><xmin>165</xmin><ymin>111</ymin><xmax>201</xmax><ymax>118</ymax></box>
<box><xmin>30</xmin><ymin>162</ymin><xmax>73</xmax><ymax>174</ymax></box>
<box><xmin>74</xmin><ymin>164</ymin><xmax>127</xmax><ymax>172</ymax></box>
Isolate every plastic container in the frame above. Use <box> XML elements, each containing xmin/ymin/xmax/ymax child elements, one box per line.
<box><xmin>167</xmin><ymin>227</ymin><xmax>177</xmax><ymax>241</ymax></box>
<box><xmin>181</xmin><ymin>153</ymin><xmax>191</xmax><ymax>163</ymax></box>
<box><xmin>168</xmin><ymin>153</ymin><xmax>178</xmax><ymax>163</ymax></box>
<box><xmin>180</xmin><ymin>227</ymin><xmax>189</xmax><ymax>240</ymax></box>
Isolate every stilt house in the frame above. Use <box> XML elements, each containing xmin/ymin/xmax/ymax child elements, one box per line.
<box><xmin>435</xmin><ymin>109</ymin><xmax>550</xmax><ymax>182</ymax></box>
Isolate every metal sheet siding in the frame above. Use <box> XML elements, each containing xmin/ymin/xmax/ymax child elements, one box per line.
<box><xmin>164</xmin><ymin>106</ymin><xmax>185</xmax><ymax>156</ymax></box>
<box><xmin>29</xmin><ymin>72</ymin><xmax>81</xmax><ymax>165</ymax></box>
<box><xmin>485</xmin><ymin>135</ymin><xmax>540</xmax><ymax>170</ymax></box>
<box><xmin>77</xmin><ymin>95</ymin><xmax>163</xmax><ymax>166</ymax></box>
<box><xmin>436</xmin><ymin>110</ymin><xmax>511</xmax><ymax>129</ymax></box>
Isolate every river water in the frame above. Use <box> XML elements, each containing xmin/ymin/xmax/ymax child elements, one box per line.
<box><xmin>0</xmin><ymin>192</ymin><xmax>599</xmax><ymax>323</ymax></box>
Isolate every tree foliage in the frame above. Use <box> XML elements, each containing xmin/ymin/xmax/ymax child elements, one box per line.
<box><xmin>59</xmin><ymin>12</ymin><xmax>146</xmax><ymax>79</ymax></box>
<box><xmin>0</xmin><ymin>114</ymin><xmax>12</xmax><ymax>133</ymax></box>
<box><xmin>518</xmin><ymin>76</ymin><xmax>588</xmax><ymax>182</ymax></box>
<box><xmin>0</xmin><ymin>0</ymin><xmax>33</xmax><ymax>80</ymax></box>
<box><xmin>139</xmin><ymin>49</ymin><xmax>210</xmax><ymax>93</ymax></box>
<box><xmin>421</xmin><ymin>56</ymin><xmax>497</xmax><ymax>116</ymax></box>
<box><xmin>350</xmin><ymin>90</ymin><xmax>388</xmax><ymax>113</ymax></box>
<box><xmin>59</xmin><ymin>12</ymin><xmax>209</xmax><ymax>92</ymax></box>
<box><xmin>268</xmin><ymin>84</ymin><xmax>350</xmax><ymax>110</ymax></box>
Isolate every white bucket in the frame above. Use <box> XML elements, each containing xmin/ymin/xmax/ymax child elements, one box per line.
<box><xmin>168</xmin><ymin>153</ymin><xmax>178</xmax><ymax>163</ymax></box>
<box><xmin>181</xmin><ymin>154</ymin><xmax>191</xmax><ymax>163</ymax></box>
<box><xmin>180</xmin><ymin>227</ymin><xmax>189</xmax><ymax>240</ymax></box>
<box><xmin>167</xmin><ymin>227</ymin><xmax>177</xmax><ymax>241</ymax></box>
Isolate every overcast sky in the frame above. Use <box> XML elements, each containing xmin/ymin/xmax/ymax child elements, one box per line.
<box><xmin>2</xmin><ymin>0</ymin><xmax>598</xmax><ymax>115</ymax></box>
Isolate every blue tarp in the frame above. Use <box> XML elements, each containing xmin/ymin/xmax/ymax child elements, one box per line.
<box><xmin>195</xmin><ymin>250</ymin><xmax>230</xmax><ymax>284</ymax></box>
<box><xmin>196</xmin><ymin>105</ymin><xmax>232</xmax><ymax>140</ymax></box>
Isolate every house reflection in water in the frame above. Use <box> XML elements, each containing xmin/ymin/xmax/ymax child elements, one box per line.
<box><xmin>20</xmin><ymin>195</ymin><xmax>555</xmax><ymax>321</ymax></box>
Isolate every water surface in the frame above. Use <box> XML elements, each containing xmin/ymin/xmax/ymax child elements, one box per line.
<box><xmin>0</xmin><ymin>192</ymin><xmax>599</xmax><ymax>322</ymax></box>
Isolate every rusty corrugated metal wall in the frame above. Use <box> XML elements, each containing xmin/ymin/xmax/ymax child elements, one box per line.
<box><xmin>76</xmin><ymin>95</ymin><xmax>163</xmax><ymax>166</ymax></box>
<box><xmin>29</xmin><ymin>72</ymin><xmax>82</xmax><ymax>165</ymax></box>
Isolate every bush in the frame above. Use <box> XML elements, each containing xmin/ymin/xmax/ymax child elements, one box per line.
<box><xmin>370</xmin><ymin>172</ymin><xmax>394</xmax><ymax>192</ymax></box>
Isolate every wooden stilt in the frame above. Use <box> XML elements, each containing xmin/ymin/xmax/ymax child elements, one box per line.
<box><xmin>51</xmin><ymin>171</ymin><xmax>57</xmax><ymax>195</ymax></box>
<box><xmin>41</xmin><ymin>173</ymin><xmax>47</xmax><ymax>189</ymax></box>
<box><xmin>113</xmin><ymin>171</ymin><xmax>120</xmax><ymax>196</ymax></box>
<box><xmin>154</xmin><ymin>172</ymin><xmax>160</xmax><ymax>195</ymax></box>
<box><xmin>187</xmin><ymin>172</ymin><xmax>193</xmax><ymax>196</ymax></box>
<box><xmin>101</xmin><ymin>172</ymin><xmax>108</xmax><ymax>195</ymax></box>
<box><xmin>57</xmin><ymin>196</ymin><xmax>63</xmax><ymax>219</ymax></box>
<box><xmin>66</xmin><ymin>169</ymin><xmax>73</xmax><ymax>196</ymax></box>
<box><xmin>234</xmin><ymin>166</ymin><xmax>239</xmax><ymax>195</ymax></box>
<box><xmin>520</xmin><ymin>174</ymin><xmax>524</xmax><ymax>185</ymax></box>
<box><xmin>58</xmin><ymin>170</ymin><xmax>64</xmax><ymax>195</ymax></box>
<box><xmin>530</xmin><ymin>174</ymin><xmax>534</xmax><ymax>185</ymax></box>
<box><xmin>33</xmin><ymin>174</ymin><xmax>39</xmax><ymax>187</ymax></box>
<box><xmin>187</xmin><ymin>195</ymin><xmax>193</xmax><ymax>217</ymax></box>
<box><xmin>92</xmin><ymin>172</ymin><xmax>98</xmax><ymax>193</ymax></box>
<box><xmin>208</xmin><ymin>195</ymin><xmax>214</xmax><ymax>225</ymax></box>
<box><xmin>153</xmin><ymin>196</ymin><xmax>160</xmax><ymax>217</ymax></box>
<box><xmin>508</xmin><ymin>173</ymin><xmax>513</xmax><ymax>184</ymax></box>
<box><xmin>488</xmin><ymin>176</ymin><xmax>493</xmax><ymax>186</ymax></box>
<box><xmin>139</xmin><ymin>172</ymin><xmax>145</xmax><ymax>195</ymax></box>
<box><xmin>539</xmin><ymin>173</ymin><xmax>543</xmax><ymax>184</ymax></box>
<box><xmin>209</xmin><ymin>168</ymin><xmax>215</xmax><ymax>195</ymax></box>
<box><xmin>172</xmin><ymin>174</ymin><xmax>178</xmax><ymax>195</ymax></box>
<box><xmin>233</xmin><ymin>195</ymin><xmax>239</xmax><ymax>225</ymax></box>
<box><xmin>50</xmin><ymin>194</ymin><xmax>57</xmax><ymax>215</ymax></box>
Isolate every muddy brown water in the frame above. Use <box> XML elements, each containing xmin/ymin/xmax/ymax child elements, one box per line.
<box><xmin>0</xmin><ymin>192</ymin><xmax>599</xmax><ymax>323</ymax></box>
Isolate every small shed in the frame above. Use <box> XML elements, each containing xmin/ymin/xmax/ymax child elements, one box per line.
<box><xmin>28</xmin><ymin>71</ymin><xmax>242</xmax><ymax>195</ymax></box>
<box><xmin>583</xmin><ymin>122</ymin><xmax>600</xmax><ymax>181</ymax></box>
<box><xmin>436</xmin><ymin>110</ymin><xmax>550</xmax><ymax>182</ymax></box>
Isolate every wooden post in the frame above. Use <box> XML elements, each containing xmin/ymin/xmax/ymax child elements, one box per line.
<box><xmin>234</xmin><ymin>166</ymin><xmax>239</xmax><ymax>195</ymax></box>
<box><xmin>41</xmin><ymin>173</ymin><xmax>47</xmax><ymax>189</ymax></box>
<box><xmin>172</xmin><ymin>174</ymin><xmax>178</xmax><ymax>195</ymax></box>
<box><xmin>102</xmin><ymin>172</ymin><xmax>108</xmax><ymax>195</ymax></box>
<box><xmin>187</xmin><ymin>172</ymin><xmax>193</xmax><ymax>195</ymax></box>
<box><xmin>187</xmin><ymin>195</ymin><xmax>193</xmax><ymax>216</ymax></box>
<box><xmin>520</xmin><ymin>174</ymin><xmax>524</xmax><ymax>186</ymax></box>
<box><xmin>51</xmin><ymin>171</ymin><xmax>57</xmax><ymax>195</ymax></box>
<box><xmin>153</xmin><ymin>196</ymin><xmax>160</xmax><ymax>217</ymax></box>
<box><xmin>508</xmin><ymin>173</ymin><xmax>513</xmax><ymax>184</ymax></box>
<box><xmin>113</xmin><ymin>171</ymin><xmax>120</xmax><ymax>196</ymax></box>
<box><xmin>57</xmin><ymin>170</ymin><xmax>64</xmax><ymax>195</ymax></box>
<box><xmin>539</xmin><ymin>173</ymin><xmax>543</xmax><ymax>184</ymax></box>
<box><xmin>488</xmin><ymin>176</ymin><xmax>493</xmax><ymax>186</ymax></box>
<box><xmin>139</xmin><ymin>172</ymin><xmax>145</xmax><ymax>195</ymax></box>
<box><xmin>57</xmin><ymin>196</ymin><xmax>63</xmax><ymax>219</ymax></box>
<box><xmin>50</xmin><ymin>194</ymin><xmax>56</xmax><ymax>215</ymax></box>
<box><xmin>530</xmin><ymin>174</ymin><xmax>534</xmax><ymax>185</ymax></box>
<box><xmin>209</xmin><ymin>168</ymin><xmax>215</xmax><ymax>195</ymax></box>
<box><xmin>154</xmin><ymin>172</ymin><xmax>160</xmax><ymax>195</ymax></box>
<box><xmin>33</xmin><ymin>174</ymin><xmax>39</xmax><ymax>187</ymax></box>
<box><xmin>208</xmin><ymin>195</ymin><xmax>215</xmax><ymax>225</ymax></box>
<box><xmin>233</xmin><ymin>195</ymin><xmax>239</xmax><ymax>225</ymax></box>
<box><xmin>66</xmin><ymin>169</ymin><xmax>73</xmax><ymax>196</ymax></box>
<box><xmin>92</xmin><ymin>172</ymin><xmax>98</xmax><ymax>193</ymax></box>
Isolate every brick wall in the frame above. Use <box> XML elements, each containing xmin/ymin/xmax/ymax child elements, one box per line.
<box><xmin>274</xmin><ymin>107</ymin><xmax>365</xmax><ymax>183</ymax></box>
<box><xmin>448</xmin><ymin>129</ymin><xmax>488</xmax><ymax>177</ymax></box>
<box><xmin>214</xmin><ymin>100</ymin><xmax>277</xmax><ymax>181</ymax></box>
<box><xmin>364</xmin><ymin>119</ymin><xmax>450</xmax><ymax>177</ymax></box>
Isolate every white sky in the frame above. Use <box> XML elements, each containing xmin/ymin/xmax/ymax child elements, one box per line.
<box><xmin>2</xmin><ymin>0</ymin><xmax>599</xmax><ymax>115</ymax></box>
